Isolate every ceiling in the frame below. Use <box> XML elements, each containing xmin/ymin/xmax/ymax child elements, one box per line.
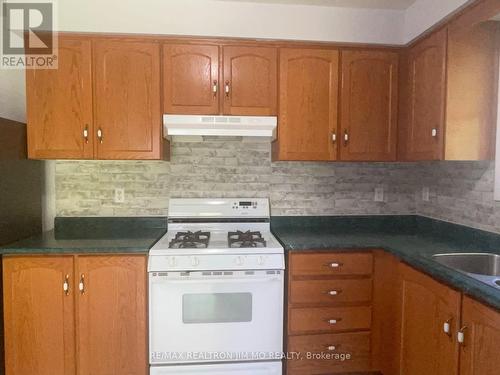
<box><xmin>217</xmin><ymin>0</ymin><xmax>418</xmax><ymax>10</ymax></box>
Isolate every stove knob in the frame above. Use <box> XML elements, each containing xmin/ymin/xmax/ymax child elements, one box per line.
<box><xmin>235</xmin><ymin>256</ymin><xmax>244</xmax><ymax>266</ymax></box>
<box><xmin>258</xmin><ymin>256</ymin><xmax>265</xmax><ymax>265</ymax></box>
<box><xmin>191</xmin><ymin>257</ymin><xmax>200</xmax><ymax>267</ymax></box>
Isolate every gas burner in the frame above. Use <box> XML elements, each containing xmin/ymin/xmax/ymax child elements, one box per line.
<box><xmin>228</xmin><ymin>230</ymin><xmax>266</xmax><ymax>248</ymax></box>
<box><xmin>169</xmin><ymin>231</ymin><xmax>210</xmax><ymax>249</ymax></box>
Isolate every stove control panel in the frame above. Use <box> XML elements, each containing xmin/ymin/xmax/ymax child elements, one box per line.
<box><xmin>148</xmin><ymin>253</ymin><xmax>285</xmax><ymax>272</ymax></box>
<box><xmin>168</xmin><ymin>198</ymin><xmax>270</xmax><ymax>218</ymax></box>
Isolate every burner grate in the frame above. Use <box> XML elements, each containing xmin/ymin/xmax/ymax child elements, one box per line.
<box><xmin>169</xmin><ymin>231</ymin><xmax>210</xmax><ymax>249</ymax></box>
<box><xmin>228</xmin><ymin>230</ymin><xmax>266</xmax><ymax>248</ymax></box>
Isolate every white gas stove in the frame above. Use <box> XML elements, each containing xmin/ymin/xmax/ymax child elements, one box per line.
<box><xmin>148</xmin><ymin>198</ymin><xmax>284</xmax><ymax>375</ymax></box>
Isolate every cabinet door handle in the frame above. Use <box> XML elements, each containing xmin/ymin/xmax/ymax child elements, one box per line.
<box><xmin>83</xmin><ymin>125</ymin><xmax>89</xmax><ymax>144</ymax></box>
<box><xmin>431</xmin><ymin>128</ymin><xmax>438</xmax><ymax>138</ymax></box>
<box><xmin>97</xmin><ymin>128</ymin><xmax>103</xmax><ymax>144</ymax></box>
<box><xmin>458</xmin><ymin>325</ymin><xmax>468</xmax><ymax>345</ymax></box>
<box><xmin>443</xmin><ymin>318</ymin><xmax>452</xmax><ymax>337</ymax></box>
<box><xmin>225</xmin><ymin>81</ymin><xmax>230</xmax><ymax>98</ymax></box>
<box><xmin>79</xmin><ymin>274</ymin><xmax>86</xmax><ymax>294</ymax></box>
<box><xmin>332</xmin><ymin>133</ymin><xmax>337</xmax><ymax>143</ymax></box>
<box><xmin>63</xmin><ymin>274</ymin><xmax>70</xmax><ymax>296</ymax></box>
<box><xmin>344</xmin><ymin>130</ymin><xmax>349</xmax><ymax>145</ymax></box>
<box><xmin>213</xmin><ymin>80</ymin><xmax>218</xmax><ymax>97</ymax></box>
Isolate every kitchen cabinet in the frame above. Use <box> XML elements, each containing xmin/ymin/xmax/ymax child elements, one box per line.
<box><xmin>94</xmin><ymin>40</ymin><xmax>162</xmax><ymax>160</ymax></box>
<box><xmin>340</xmin><ymin>50</ymin><xmax>398</xmax><ymax>161</ymax></box>
<box><xmin>398</xmin><ymin>263</ymin><xmax>461</xmax><ymax>375</ymax></box>
<box><xmin>286</xmin><ymin>251</ymin><xmax>373</xmax><ymax>374</ymax></box>
<box><xmin>3</xmin><ymin>256</ymin><xmax>76</xmax><ymax>375</ymax></box>
<box><xmin>162</xmin><ymin>43</ymin><xmax>277</xmax><ymax>116</ymax></box>
<box><xmin>26</xmin><ymin>35</ymin><xmax>165</xmax><ymax>160</ymax></box>
<box><xmin>274</xmin><ymin>48</ymin><xmax>339</xmax><ymax>161</ymax></box>
<box><xmin>2</xmin><ymin>255</ymin><xmax>147</xmax><ymax>375</ymax></box>
<box><xmin>459</xmin><ymin>296</ymin><xmax>500</xmax><ymax>375</ymax></box>
<box><xmin>398</xmin><ymin>29</ymin><xmax>448</xmax><ymax>161</ymax></box>
<box><xmin>26</xmin><ymin>37</ymin><xmax>93</xmax><ymax>159</ymax></box>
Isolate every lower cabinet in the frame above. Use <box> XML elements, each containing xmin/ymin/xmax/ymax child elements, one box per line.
<box><xmin>459</xmin><ymin>296</ymin><xmax>500</xmax><ymax>375</ymax></box>
<box><xmin>2</xmin><ymin>254</ymin><xmax>147</xmax><ymax>375</ymax></box>
<box><xmin>286</xmin><ymin>251</ymin><xmax>374</xmax><ymax>374</ymax></box>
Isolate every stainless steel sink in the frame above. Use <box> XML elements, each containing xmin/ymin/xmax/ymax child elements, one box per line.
<box><xmin>432</xmin><ymin>253</ymin><xmax>500</xmax><ymax>290</ymax></box>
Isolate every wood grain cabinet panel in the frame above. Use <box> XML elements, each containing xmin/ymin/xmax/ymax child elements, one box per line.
<box><xmin>340</xmin><ymin>50</ymin><xmax>398</xmax><ymax>161</ymax></box>
<box><xmin>399</xmin><ymin>29</ymin><xmax>447</xmax><ymax>161</ymax></box>
<box><xmin>459</xmin><ymin>296</ymin><xmax>500</xmax><ymax>375</ymax></box>
<box><xmin>290</xmin><ymin>252</ymin><xmax>373</xmax><ymax>277</ymax></box>
<box><xmin>94</xmin><ymin>40</ymin><xmax>161</xmax><ymax>159</ymax></box>
<box><xmin>163</xmin><ymin>44</ymin><xmax>220</xmax><ymax>115</ymax></box>
<box><xmin>76</xmin><ymin>255</ymin><xmax>147</xmax><ymax>375</ymax></box>
<box><xmin>275</xmin><ymin>48</ymin><xmax>339</xmax><ymax>161</ymax></box>
<box><xmin>3</xmin><ymin>256</ymin><xmax>76</xmax><ymax>375</ymax></box>
<box><xmin>222</xmin><ymin>46</ymin><xmax>277</xmax><ymax>115</ymax></box>
<box><xmin>26</xmin><ymin>37</ymin><xmax>93</xmax><ymax>159</ymax></box>
<box><xmin>287</xmin><ymin>332</ymin><xmax>371</xmax><ymax>374</ymax></box>
<box><xmin>399</xmin><ymin>263</ymin><xmax>461</xmax><ymax>375</ymax></box>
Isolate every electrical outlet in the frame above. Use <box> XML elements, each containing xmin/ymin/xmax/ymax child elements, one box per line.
<box><xmin>114</xmin><ymin>188</ymin><xmax>125</xmax><ymax>203</ymax></box>
<box><xmin>374</xmin><ymin>187</ymin><xmax>384</xmax><ymax>202</ymax></box>
<box><xmin>422</xmin><ymin>187</ymin><xmax>430</xmax><ymax>202</ymax></box>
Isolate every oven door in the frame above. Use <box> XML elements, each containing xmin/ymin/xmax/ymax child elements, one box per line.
<box><xmin>149</xmin><ymin>270</ymin><xmax>284</xmax><ymax>365</ymax></box>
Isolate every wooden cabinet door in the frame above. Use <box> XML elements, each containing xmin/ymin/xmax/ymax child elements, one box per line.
<box><xmin>163</xmin><ymin>44</ymin><xmax>220</xmax><ymax>115</ymax></box>
<box><xmin>459</xmin><ymin>297</ymin><xmax>500</xmax><ymax>375</ymax></box>
<box><xmin>222</xmin><ymin>46</ymin><xmax>277</xmax><ymax>115</ymax></box>
<box><xmin>3</xmin><ymin>256</ymin><xmax>75</xmax><ymax>375</ymax></box>
<box><xmin>94</xmin><ymin>40</ymin><xmax>161</xmax><ymax>159</ymax></box>
<box><xmin>399</xmin><ymin>29</ymin><xmax>447</xmax><ymax>161</ymax></box>
<box><xmin>76</xmin><ymin>255</ymin><xmax>147</xmax><ymax>375</ymax></box>
<box><xmin>276</xmin><ymin>48</ymin><xmax>339</xmax><ymax>161</ymax></box>
<box><xmin>26</xmin><ymin>37</ymin><xmax>93</xmax><ymax>159</ymax></box>
<box><xmin>340</xmin><ymin>50</ymin><xmax>398</xmax><ymax>161</ymax></box>
<box><xmin>399</xmin><ymin>264</ymin><xmax>461</xmax><ymax>375</ymax></box>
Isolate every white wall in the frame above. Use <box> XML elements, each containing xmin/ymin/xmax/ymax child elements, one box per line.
<box><xmin>56</xmin><ymin>0</ymin><xmax>405</xmax><ymax>45</ymax></box>
<box><xmin>0</xmin><ymin>70</ymin><xmax>26</xmax><ymax>123</ymax></box>
<box><xmin>404</xmin><ymin>0</ymin><xmax>471</xmax><ymax>42</ymax></box>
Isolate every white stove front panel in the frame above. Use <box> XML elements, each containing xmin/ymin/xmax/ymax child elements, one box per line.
<box><xmin>150</xmin><ymin>361</ymin><xmax>282</xmax><ymax>375</ymax></box>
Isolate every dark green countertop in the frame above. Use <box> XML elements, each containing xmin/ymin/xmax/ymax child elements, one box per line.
<box><xmin>0</xmin><ymin>217</ymin><xmax>167</xmax><ymax>254</ymax></box>
<box><xmin>272</xmin><ymin>216</ymin><xmax>500</xmax><ymax>311</ymax></box>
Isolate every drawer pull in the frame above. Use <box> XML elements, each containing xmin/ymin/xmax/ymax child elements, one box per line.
<box><xmin>325</xmin><ymin>289</ymin><xmax>342</xmax><ymax>296</ymax></box>
<box><xmin>324</xmin><ymin>262</ymin><xmax>343</xmax><ymax>269</ymax></box>
<box><xmin>326</xmin><ymin>318</ymin><xmax>343</xmax><ymax>325</ymax></box>
<box><xmin>326</xmin><ymin>345</ymin><xmax>339</xmax><ymax>351</ymax></box>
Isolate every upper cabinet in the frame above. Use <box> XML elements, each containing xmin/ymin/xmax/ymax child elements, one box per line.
<box><xmin>340</xmin><ymin>50</ymin><xmax>399</xmax><ymax>161</ymax></box>
<box><xmin>274</xmin><ymin>48</ymin><xmax>339</xmax><ymax>161</ymax></box>
<box><xmin>162</xmin><ymin>43</ymin><xmax>277</xmax><ymax>116</ymax></box>
<box><xmin>27</xmin><ymin>37</ymin><xmax>93</xmax><ymax>159</ymax></box>
<box><xmin>163</xmin><ymin>44</ymin><xmax>220</xmax><ymax>115</ymax></box>
<box><xmin>94</xmin><ymin>40</ymin><xmax>162</xmax><ymax>160</ymax></box>
<box><xmin>222</xmin><ymin>46</ymin><xmax>277</xmax><ymax>115</ymax></box>
<box><xmin>398</xmin><ymin>29</ymin><xmax>447</xmax><ymax>161</ymax></box>
<box><xmin>26</xmin><ymin>35</ymin><xmax>165</xmax><ymax>161</ymax></box>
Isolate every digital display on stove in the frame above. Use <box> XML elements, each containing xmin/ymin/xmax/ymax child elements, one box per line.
<box><xmin>239</xmin><ymin>201</ymin><xmax>252</xmax><ymax>206</ymax></box>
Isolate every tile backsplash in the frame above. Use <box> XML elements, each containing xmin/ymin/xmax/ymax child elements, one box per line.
<box><xmin>55</xmin><ymin>138</ymin><xmax>416</xmax><ymax>217</ymax></box>
<box><xmin>55</xmin><ymin>138</ymin><xmax>499</xmax><ymax>233</ymax></box>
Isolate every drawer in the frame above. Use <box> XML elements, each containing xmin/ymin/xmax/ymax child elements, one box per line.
<box><xmin>290</xmin><ymin>278</ymin><xmax>372</xmax><ymax>305</ymax></box>
<box><xmin>289</xmin><ymin>306</ymin><xmax>372</xmax><ymax>335</ymax></box>
<box><xmin>290</xmin><ymin>253</ymin><xmax>373</xmax><ymax>277</ymax></box>
<box><xmin>287</xmin><ymin>332</ymin><xmax>371</xmax><ymax>374</ymax></box>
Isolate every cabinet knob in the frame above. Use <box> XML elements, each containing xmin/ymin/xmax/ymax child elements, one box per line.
<box><xmin>325</xmin><ymin>289</ymin><xmax>342</xmax><ymax>296</ymax></box>
<box><xmin>343</xmin><ymin>130</ymin><xmax>349</xmax><ymax>145</ymax></box>
<box><xmin>443</xmin><ymin>318</ymin><xmax>452</xmax><ymax>337</ymax></box>
<box><xmin>324</xmin><ymin>262</ymin><xmax>343</xmax><ymax>269</ymax></box>
<box><xmin>431</xmin><ymin>128</ymin><xmax>438</xmax><ymax>138</ymax></box>
<box><xmin>225</xmin><ymin>81</ymin><xmax>230</xmax><ymax>98</ymax></box>
<box><xmin>97</xmin><ymin>128</ymin><xmax>103</xmax><ymax>144</ymax></box>
<box><xmin>458</xmin><ymin>325</ymin><xmax>468</xmax><ymax>345</ymax></box>
<box><xmin>332</xmin><ymin>133</ymin><xmax>337</xmax><ymax>143</ymax></box>
<box><xmin>326</xmin><ymin>345</ymin><xmax>337</xmax><ymax>351</ymax></box>
<box><xmin>326</xmin><ymin>318</ymin><xmax>342</xmax><ymax>325</ymax></box>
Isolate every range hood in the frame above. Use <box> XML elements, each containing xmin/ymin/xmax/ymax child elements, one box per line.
<box><xmin>163</xmin><ymin>115</ymin><xmax>277</xmax><ymax>139</ymax></box>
